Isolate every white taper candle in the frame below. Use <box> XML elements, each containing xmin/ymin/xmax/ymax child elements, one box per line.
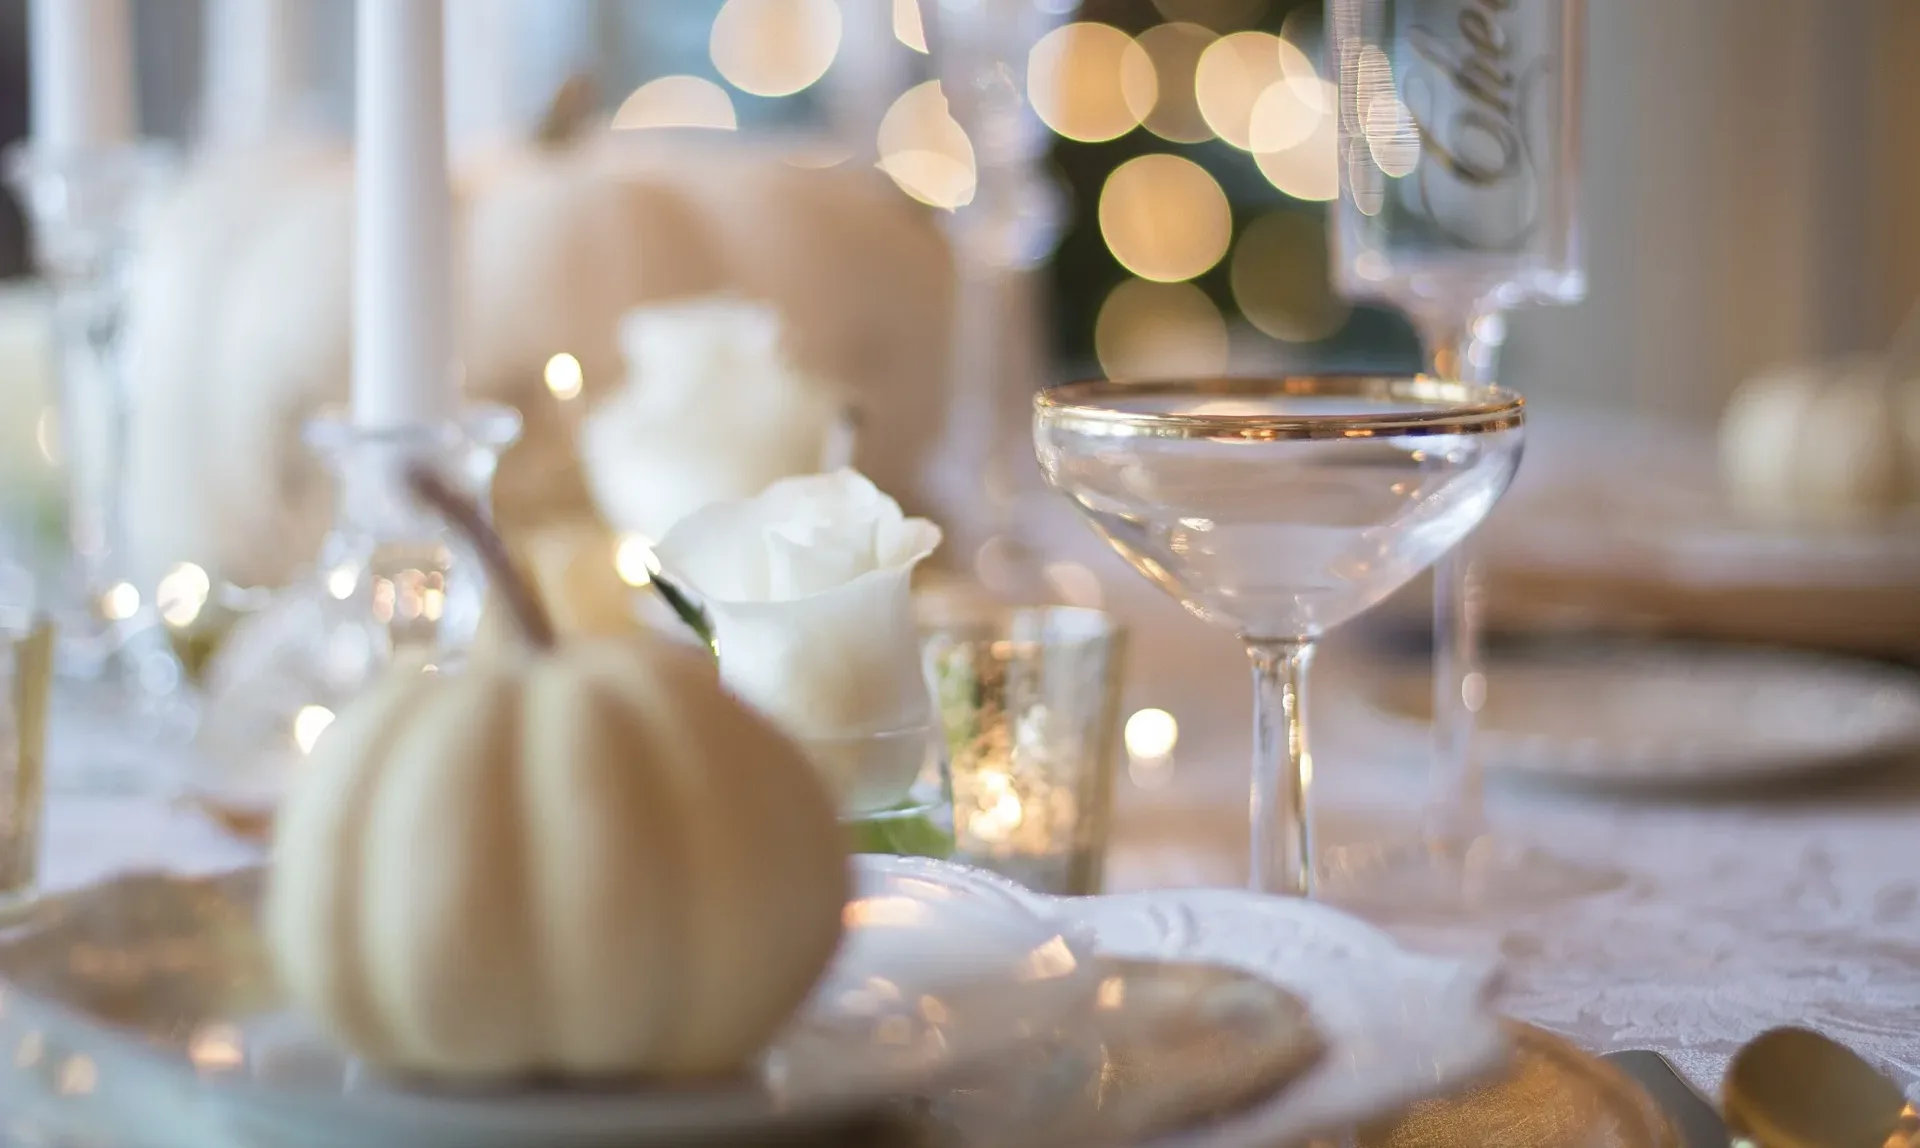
<box><xmin>353</xmin><ymin>0</ymin><xmax>457</xmax><ymax>428</ymax></box>
<box><xmin>444</xmin><ymin>0</ymin><xmax>515</xmax><ymax>159</ymax></box>
<box><xmin>201</xmin><ymin>0</ymin><xmax>303</xmax><ymax>148</ymax></box>
<box><xmin>27</xmin><ymin>0</ymin><xmax>136</xmax><ymax>153</ymax></box>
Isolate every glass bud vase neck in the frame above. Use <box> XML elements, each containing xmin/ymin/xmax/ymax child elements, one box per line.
<box><xmin>303</xmin><ymin>408</ymin><xmax>522</xmax><ymax>667</ymax></box>
<box><xmin>4</xmin><ymin>142</ymin><xmax>188</xmax><ymax>740</ymax></box>
<box><xmin>190</xmin><ymin>405</ymin><xmax>521</xmax><ymax>825</ymax></box>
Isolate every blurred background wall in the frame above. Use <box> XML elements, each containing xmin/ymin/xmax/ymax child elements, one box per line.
<box><xmin>0</xmin><ymin>0</ymin><xmax>1913</xmax><ymax>427</ymax></box>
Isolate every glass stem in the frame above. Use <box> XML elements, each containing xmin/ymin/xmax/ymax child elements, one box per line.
<box><xmin>1247</xmin><ymin>639</ymin><xmax>1315</xmax><ymax>897</ymax></box>
<box><xmin>1414</xmin><ymin>307</ymin><xmax>1506</xmax><ymax>851</ymax></box>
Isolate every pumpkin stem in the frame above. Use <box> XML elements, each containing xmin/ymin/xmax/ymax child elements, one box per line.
<box><xmin>405</xmin><ymin>466</ymin><xmax>556</xmax><ymax>651</ymax></box>
<box><xmin>536</xmin><ymin>74</ymin><xmax>600</xmax><ymax>149</ymax></box>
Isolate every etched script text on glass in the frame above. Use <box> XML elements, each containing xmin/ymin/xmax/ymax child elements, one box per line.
<box><xmin>1334</xmin><ymin>0</ymin><xmax>1583</xmax><ymax>314</ymax></box>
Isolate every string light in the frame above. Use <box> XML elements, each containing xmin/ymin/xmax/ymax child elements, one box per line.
<box><xmin>1194</xmin><ymin>31</ymin><xmax>1285</xmax><ymax>150</ymax></box>
<box><xmin>542</xmin><ymin>352</ymin><xmax>583</xmax><ymax>401</ymax></box>
<box><xmin>709</xmin><ymin>0</ymin><xmax>842</xmax><ymax>98</ymax></box>
<box><xmin>1094</xmin><ymin>279</ymin><xmax>1230</xmax><ymax>380</ymax></box>
<box><xmin>612</xmin><ymin>76</ymin><xmax>739</xmax><ymax>131</ymax></box>
<box><xmin>892</xmin><ymin>0</ymin><xmax>927</xmax><ymax>53</ymax></box>
<box><xmin>1254</xmin><ymin>83</ymin><xmax>1339</xmax><ymax>201</ymax></box>
<box><xmin>1098</xmin><ymin>154</ymin><xmax>1232</xmax><ymax>283</ymax></box>
<box><xmin>1230</xmin><ymin>211</ymin><xmax>1351</xmax><ymax>342</ymax></box>
<box><xmin>155</xmin><ymin>562</ymin><xmax>211</xmax><ymax>629</ymax></box>
<box><xmin>1138</xmin><ymin>22</ymin><xmax>1216</xmax><ymax>143</ymax></box>
<box><xmin>877</xmin><ymin>81</ymin><xmax>976</xmax><ymax>210</ymax></box>
<box><xmin>1027</xmin><ymin>23</ymin><xmax>1157</xmax><ymax>143</ymax></box>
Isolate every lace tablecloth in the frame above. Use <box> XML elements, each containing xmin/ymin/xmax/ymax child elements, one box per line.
<box><xmin>35</xmin><ymin>532</ymin><xmax>1920</xmax><ymax>1109</ymax></box>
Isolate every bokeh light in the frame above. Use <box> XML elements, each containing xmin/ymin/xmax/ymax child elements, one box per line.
<box><xmin>543</xmin><ymin>352</ymin><xmax>583</xmax><ymax>401</ymax></box>
<box><xmin>1137</xmin><ymin>22</ymin><xmax>1215</xmax><ymax>143</ymax></box>
<box><xmin>1094</xmin><ymin>279</ymin><xmax>1230</xmax><ymax>380</ymax></box>
<box><xmin>1041</xmin><ymin>560</ymin><xmax>1104</xmax><ymax>609</ymax></box>
<box><xmin>1151</xmin><ymin>0</ymin><xmax>1270</xmax><ymax>33</ymax></box>
<box><xmin>102</xmin><ymin>582</ymin><xmax>139</xmax><ymax>622</ymax></box>
<box><xmin>1253</xmin><ymin>83</ymin><xmax>1338</xmax><ymax>201</ymax></box>
<box><xmin>709</xmin><ymin>0</ymin><xmax>842</xmax><ymax>98</ymax></box>
<box><xmin>1028</xmin><ymin>23</ymin><xmax>1158</xmax><ymax>143</ymax></box>
<box><xmin>1125</xmin><ymin>707</ymin><xmax>1180</xmax><ymax>758</ymax></box>
<box><xmin>611</xmin><ymin>75</ymin><xmax>739</xmax><ymax>131</ymax></box>
<box><xmin>156</xmin><ymin>562</ymin><xmax>211</xmax><ymax>629</ymax></box>
<box><xmin>1098</xmin><ymin>153</ymin><xmax>1232</xmax><ymax>282</ymax></box>
<box><xmin>1194</xmin><ymin>31</ymin><xmax>1285</xmax><ymax>150</ymax></box>
<box><xmin>1247</xmin><ymin>67</ymin><xmax>1325</xmax><ymax>154</ymax></box>
<box><xmin>1230</xmin><ymin>211</ymin><xmax>1351</xmax><ymax>342</ymax></box>
<box><xmin>892</xmin><ymin>0</ymin><xmax>927</xmax><ymax>53</ymax></box>
<box><xmin>614</xmin><ymin>535</ymin><xmax>657</xmax><ymax>587</ymax></box>
<box><xmin>877</xmin><ymin>80</ymin><xmax>977</xmax><ymax>210</ymax></box>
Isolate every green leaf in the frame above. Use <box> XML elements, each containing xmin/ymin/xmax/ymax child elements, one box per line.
<box><xmin>846</xmin><ymin>809</ymin><xmax>955</xmax><ymax>859</ymax></box>
<box><xmin>650</xmin><ymin>571</ymin><xmax>716</xmax><ymax>656</ymax></box>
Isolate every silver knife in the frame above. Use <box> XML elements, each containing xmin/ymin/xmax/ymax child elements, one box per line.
<box><xmin>1603</xmin><ymin>1050</ymin><xmax>1730</xmax><ymax>1148</ymax></box>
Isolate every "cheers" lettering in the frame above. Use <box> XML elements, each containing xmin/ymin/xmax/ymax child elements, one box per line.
<box><xmin>1408</xmin><ymin>0</ymin><xmax>1524</xmax><ymax>188</ymax></box>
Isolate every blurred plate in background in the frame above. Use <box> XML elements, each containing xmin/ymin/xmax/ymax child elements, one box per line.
<box><xmin>1376</xmin><ymin>411</ymin><xmax>1920</xmax><ymax>659</ymax></box>
<box><xmin>1353</xmin><ymin>641</ymin><xmax>1920</xmax><ymax>794</ymax></box>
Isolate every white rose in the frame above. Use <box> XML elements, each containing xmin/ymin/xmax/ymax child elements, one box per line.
<box><xmin>653</xmin><ymin>469</ymin><xmax>942</xmax><ymax>812</ymax></box>
<box><xmin>579</xmin><ymin>296</ymin><xmax>848</xmax><ymax>542</ymax></box>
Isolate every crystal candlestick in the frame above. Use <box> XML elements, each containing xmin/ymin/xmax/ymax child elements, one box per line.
<box><xmin>191</xmin><ymin>406</ymin><xmax>521</xmax><ymax>833</ymax></box>
<box><xmin>920</xmin><ymin>0</ymin><xmax>1077</xmax><ymax>600</ymax></box>
<box><xmin>5</xmin><ymin>142</ymin><xmax>191</xmax><ymax>735</ymax></box>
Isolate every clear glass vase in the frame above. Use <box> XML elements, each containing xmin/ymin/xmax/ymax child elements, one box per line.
<box><xmin>5</xmin><ymin>141</ymin><xmax>195</xmax><ymax>762</ymax></box>
<box><xmin>188</xmin><ymin>406</ymin><xmax>521</xmax><ymax>835</ymax></box>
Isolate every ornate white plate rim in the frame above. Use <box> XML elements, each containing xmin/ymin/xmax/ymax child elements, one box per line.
<box><xmin>877</xmin><ymin>855</ymin><xmax>1508</xmax><ymax>1144</ymax></box>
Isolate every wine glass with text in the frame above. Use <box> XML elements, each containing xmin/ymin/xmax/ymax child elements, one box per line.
<box><xmin>1326</xmin><ymin>0</ymin><xmax>1618</xmax><ymax>911</ymax></box>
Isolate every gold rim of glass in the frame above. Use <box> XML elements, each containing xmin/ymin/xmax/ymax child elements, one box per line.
<box><xmin>1034</xmin><ymin>376</ymin><xmax>1526</xmax><ymax>441</ymax></box>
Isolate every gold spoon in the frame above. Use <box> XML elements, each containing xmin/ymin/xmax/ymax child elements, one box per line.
<box><xmin>1722</xmin><ymin>1027</ymin><xmax>1917</xmax><ymax>1148</ymax></box>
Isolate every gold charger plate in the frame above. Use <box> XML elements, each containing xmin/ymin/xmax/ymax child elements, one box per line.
<box><xmin>1357</xmin><ymin>1023</ymin><xmax>1680</xmax><ymax>1148</ymax></box>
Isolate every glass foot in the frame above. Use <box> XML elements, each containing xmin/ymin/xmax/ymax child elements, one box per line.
<box><xmin>1317</xmin><ymin>834</ymin><xmax>1625</xmax><ymax>920</ymax></box>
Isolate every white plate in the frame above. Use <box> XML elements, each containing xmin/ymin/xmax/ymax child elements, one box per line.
<box><xmin>1357</xmin><ymin>642</ymin><xmax>1920</xmax><ymax>792</ymax></box>
<box><xmin>0</xmin><ymin>857</ymin><xmax>1505</xmax><ymax>1147</ymax></box>
<box><xmin>0</xmin><ymin>859</ymin><xmax>1097</xmax><ymax>1148</ymax></box>
<box><xmin>1007</xmin><ymin>869</ymin><xmax>1507</xmax><ymax>1145</ymax></box>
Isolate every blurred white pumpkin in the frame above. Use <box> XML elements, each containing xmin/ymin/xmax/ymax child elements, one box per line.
<box><xmin>1717</xmin><ymin>359</ymin><xmax>1920</xmax><ymax>524</ymax></box>
<box><xmin>267</xmin><ymin>475</ymin><xmax>849</xmax><ymax>1079</ymax></box>
<box><xmin>121</xmin><ymin>104</ymin><xmax>952</xmax><ymax>590</ymax></box>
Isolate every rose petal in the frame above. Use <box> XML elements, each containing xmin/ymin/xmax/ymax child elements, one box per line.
<box><xmin>653</xmin><ymin>497</ymin><xmax>778</xmax><ymax>601</ymax></box>
<box><xmin>764</xmin><ymin>516</ymin><xmax>875</xmax><ymax>599</ymax></box>
<box><xmin>706</xmin><ymin>565</ymin><xmax>932</xmax><ymax>738</ymax></box>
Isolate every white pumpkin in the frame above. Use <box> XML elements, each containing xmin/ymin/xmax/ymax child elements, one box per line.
<box><xmin>121</xmin><ymin>111</ymin><xmax>953</xmax><ymax>591</ymax></box>
<box><xmin>1718</xmin><ymin>359</ymin><xmax>1920</xmax><ymax>523</ymax></box>
<box><xmin>267</xmin><ymin>473</ymin><xmax>849</xmax><ymax>1079</ymax></box>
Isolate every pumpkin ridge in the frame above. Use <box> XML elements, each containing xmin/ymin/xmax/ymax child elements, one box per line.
<box><xmin>333</xmin><ymin>672</ymin><xmax>440</xmax><ymax>1061</ymax></box>
<box><xmin>585</xmin><ymin>643</ymin><xmax>699</xmax><ymax>1066</ymax></box>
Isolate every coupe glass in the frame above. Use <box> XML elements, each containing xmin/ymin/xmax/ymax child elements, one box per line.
<box><xmin>1327</xmin><ymin>0</ymin><xmax>1618</xmax><ymax>912</ymax></box>
<box><xmin>1034</xmin><ymin>377</ymin><xmax>1524</xmax><ymax>896</ymax></box>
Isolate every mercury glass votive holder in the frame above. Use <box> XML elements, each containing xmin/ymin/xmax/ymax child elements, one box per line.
<box><xmin>0</xmin><ymin>617</ymin><xmax>52</xmax><ymax>911</ymax></box>
<box><xmin>924</xmin><ymin>606</ymin><xmax>1126</xmax><ymax>895</ymax></box>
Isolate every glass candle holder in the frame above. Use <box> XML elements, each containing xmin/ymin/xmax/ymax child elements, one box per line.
<box><xmin>924</xmin><ymin>606</ymin><xmax>1126</xmax><ymax>895</ymax></box>
<box><xmin>188</xmin><ymin>405</ymin><xmax>521</xmax><ymax>836</ymax></box>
